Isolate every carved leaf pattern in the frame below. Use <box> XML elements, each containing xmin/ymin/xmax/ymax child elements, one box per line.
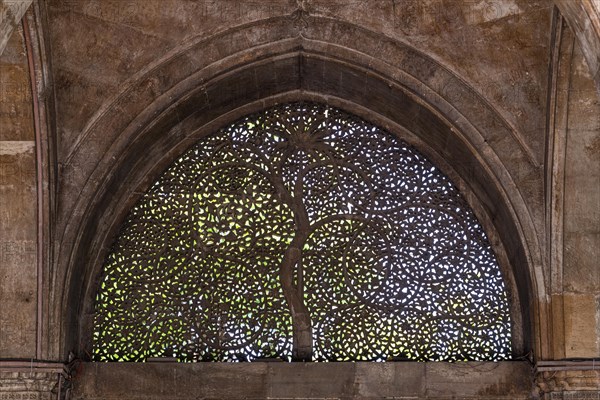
<box><xmin>93</xmin><ymin>103</ymin><xmax>511</xmax><ymax>362</ymax></box>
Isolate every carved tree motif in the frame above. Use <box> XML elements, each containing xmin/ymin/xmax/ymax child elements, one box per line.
<box><xmin>93</xmin><ymin>103</ymin><xmax>511</xmax><ymax>362</ymax></box>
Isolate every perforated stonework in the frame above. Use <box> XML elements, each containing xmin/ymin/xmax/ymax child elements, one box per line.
<box><xmin>93</xmin><ymin>103</ymin><xmax>511</xmax><ymax>362</ymax></box>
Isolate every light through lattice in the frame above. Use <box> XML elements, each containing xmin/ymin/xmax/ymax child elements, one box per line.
<box><xmin>93</xmin><ymin>102</ymin><xmax>512</xmax><ymax>362</ymax></box>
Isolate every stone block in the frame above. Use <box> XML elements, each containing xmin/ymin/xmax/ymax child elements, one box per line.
<box><xmin>70</xmin><ymin>361</ymin><xmax>532</xmax><ymax>399</ymax></box>
<box><xmin>425</xmin><ymin>362</ymin><xmax>531</xmax><ymax>399</ymax></box>
<box><xmin>563</xmin><ymin>294</ymin><xmax>599</xmax><ymax>358</ymax></box>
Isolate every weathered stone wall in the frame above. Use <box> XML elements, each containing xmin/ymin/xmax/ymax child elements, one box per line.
<box><xmin>554</xmin><ymin>0</ymin><xmax>600</xmax><ymax>93</ymax></box>
<box><xmin>546</xmin><ymin>17</ymin><xmax>600</xmax><ymax>365</ymax></box>
<box><xmin>0</xmin><ymin>1</ymin><xmax>599</xmax><ymax>399</ymax></box>
<box><xmin>0</xmin><ymin>22</ymin><xmax>36</xmax><ymax>359</ymax></box>
<box><xmin>0</xmin><ymin>0</ymin><xmax>33</xmax><ymax>57</ymax></box>
<box><xmin>561</xmin><ymin>36</ymin><xmax>600</xmax><ymax>359</ymax></box>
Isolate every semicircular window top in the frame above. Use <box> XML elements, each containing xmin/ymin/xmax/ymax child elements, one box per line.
<box><xmin>93</xmin><ymin>102</ymin><xmax>512</xmax><ymax>362</ymax></box>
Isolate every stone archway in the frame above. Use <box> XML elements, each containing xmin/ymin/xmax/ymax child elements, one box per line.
<box><xmin>47</xmin><ymin>17</ymin><xmax>540</xmax><ymax>362</ymax></box>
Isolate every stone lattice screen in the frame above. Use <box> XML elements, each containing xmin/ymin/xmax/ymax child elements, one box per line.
<box><xmin>93</xmin><ymin>103</ymin><xmax>511</xmax><ymax>362</ymax></box>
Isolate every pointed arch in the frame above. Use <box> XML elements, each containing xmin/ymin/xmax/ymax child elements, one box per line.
<box><xmin>49</xmin><ymin>17</ymin><xmax>536</xmax><ymax>361</ymax></box>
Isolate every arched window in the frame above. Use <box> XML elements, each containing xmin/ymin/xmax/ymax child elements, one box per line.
<box><xmin>93</xmin><ymin>103</ymin><xmax>511</xmax><ymax>362</ymax></box>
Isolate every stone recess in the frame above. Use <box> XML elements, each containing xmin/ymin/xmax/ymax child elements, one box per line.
<box><xmin>54</xmin><ymin>1</ymin><xmax>549</xmax><ymax>363</ymax></box>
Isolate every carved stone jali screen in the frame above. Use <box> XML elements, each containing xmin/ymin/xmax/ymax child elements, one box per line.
<box><xmin>93</xmin><ymin>103</ymin><xmax>512</xmax><ymax>362</ymax></box>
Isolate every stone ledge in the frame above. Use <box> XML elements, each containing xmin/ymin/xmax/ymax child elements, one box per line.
<box><xmin>71</xmin><ymin>361</ymin><xmax>533</xmax><ymax>400</ymax></box>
